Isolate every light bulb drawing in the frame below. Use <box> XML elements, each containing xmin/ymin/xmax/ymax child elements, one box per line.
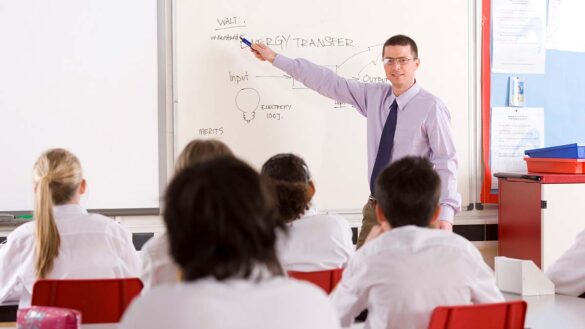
<box><xmin>235</xmin><ymin>88</ymin><xmax>260</xmax><ymax>123</ymax></box>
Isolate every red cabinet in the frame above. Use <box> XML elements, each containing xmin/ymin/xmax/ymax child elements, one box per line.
<box><xmin>497</xmin><ymin>173</ymin><xmax>585</xmax><ymax>269</ymax></box>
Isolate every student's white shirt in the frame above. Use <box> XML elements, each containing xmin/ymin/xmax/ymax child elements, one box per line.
<box><xmin>0</xmin><ymin>204</ymin><xmax>141</xmax><ymax>308</ymax></box>
<box><xmin>120</xmin><ymin>274</ymin><xmax>341</xmax><ymax>329</ymax></box>
<box><xmin>140</xmin><ymin>233</ymin><xmax>179</xmax><ymax>290</ymax></box>
<box><xmin>545</xmin><ymin>228</ymin><xmax>585</xmax><ymax>296</ymax></box>
<box><xmin>329</xmin><ymin>225</ymin><xmax>504</xmax><ymax>329</ymax></box>
<box><xmin>278</xmin><ymin>207</ymin><xmax>354</xmax><ymax>271</ymax></box>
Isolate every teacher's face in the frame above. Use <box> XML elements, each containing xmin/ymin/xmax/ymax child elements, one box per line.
<box><xmin>383</xmin><ymin>45</ymin><xmax>419</xmax><ymax>92</ymax></box>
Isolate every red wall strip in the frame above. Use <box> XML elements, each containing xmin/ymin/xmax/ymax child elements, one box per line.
<box><xmin>480</xmin><ymin>0</ymin><xmax>498</xmax><ymax>203</ymax></box>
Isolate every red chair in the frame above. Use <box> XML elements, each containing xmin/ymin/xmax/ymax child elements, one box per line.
<box><xmin>427</xmin><ymin>300</ymin><xmax>527</xmax><ymax>329</ymax></box>
<box><xmin>31</xmin><ymin>278</ymin><xmax>143</xmax><ymax>324</ymax></box>
<box><xmin>288</xmin><ymin>268</ymin><xmax>343</xmax><ymax>294</ymax></box>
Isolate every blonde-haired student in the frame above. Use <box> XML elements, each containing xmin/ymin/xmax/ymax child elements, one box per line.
<box><xmin>329</xmin><ymin>157</ymin><xmax>503</xmax><ymax>329</ymax></box>
<box><xmin>261</xmin><ymin>153</ymin><xmax>353</xmax><ymax>271</ymax></box>
<box><xmin>140</xmin><ymin>139</ymin><xmax>233</xmax><ymax>290</ymax></box>
<box><xmin>0</xmin><ymin>148</ymin><xmax>141</xmax><ymax>307</ymax></box>
<box><xmin>545</xmin><ymin>229</ymin><xmax>585</xmax><ymax>296</ymax></box>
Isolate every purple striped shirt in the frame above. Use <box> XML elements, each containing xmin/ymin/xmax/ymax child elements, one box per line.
<box><xmin>273</xmin><ymin>55</ymin><xmax>461</xmax><ymax>221</ymax></box>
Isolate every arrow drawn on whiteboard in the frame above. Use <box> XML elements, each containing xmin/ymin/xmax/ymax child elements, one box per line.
<box><xmin>358</xmin><ymin>60</ymin><xmax>376</xmax><ymax>76</ymax></box>
<box><xmin>337</xmin><ymin>43</ymin><xmax>383</xmax><ymax>68</ymax></box>
<box><xmin>256</xmin><ymin>74</ymin><xmax>292</xmax><ymax>79</ymax></box>
<box><xmin>337</xmin><ymin>49</ymin><xmax>370</xmax><ymax>68</ymax></box>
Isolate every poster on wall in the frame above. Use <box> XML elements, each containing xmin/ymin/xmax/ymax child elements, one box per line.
<box><xmin>490</xmin><ymin>107</ymin><xmax>544</xmax><ymax>190</ymax></box>
<box><xmin>492</xmin><ymin>0</ymin><xmax>546</xmax><ymax>74</ymax></box>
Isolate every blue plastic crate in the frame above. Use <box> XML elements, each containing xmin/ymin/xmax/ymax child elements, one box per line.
<box><xmin>524</xmin><ymin>143</ymin><xmax>585</xmax><ymax>159</ymax></box>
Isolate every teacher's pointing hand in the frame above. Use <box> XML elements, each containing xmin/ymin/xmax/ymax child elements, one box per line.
<box><xmin>251</xmin><ymin>43</ymin><xmax>277</xmax><ymax>63</ymax></box>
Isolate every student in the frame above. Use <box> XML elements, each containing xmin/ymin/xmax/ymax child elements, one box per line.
<box><xmin>120</xmin><ymin>157</ymin><xmax>340</xmax><ymax>329</ymax></box>
<box><xmin>249</xmin><ymin>35</ymin><xmax>460</xmax><ymax>248</ymax></box>
<box><xmin>329</xmin><ymin>157</ymin><xmax>503</xmax><ymax>329</ymax></box>
<box><xmin>140</xmin><ymin>139</ymin><xmax>233</xmax><ymax>290</ymax></box>
<box><xmin>545</xmin><ymin>229</ymin><xmax>585</xmax><ymax>296</ymax></box>
<box><xmin>261</xmin><ymin>153</ymin><xmax>353</xmax><ymax>271</ymax></box>
<box><xmin>0</xmin><ymin>149</ymin><xmax>140</xmax><ymax>307</ymax></box>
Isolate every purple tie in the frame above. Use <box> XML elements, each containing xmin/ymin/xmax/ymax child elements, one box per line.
<box><xmin>370</xmin><ymin>100</ymin><xmax>398</xmax><ymax>195</ymax></box>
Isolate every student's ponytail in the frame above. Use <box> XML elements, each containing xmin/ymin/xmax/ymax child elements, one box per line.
<box><xmin>34</xmin><ymin>172</ymin><xmax>60</xmax><ymax>279</ymax></box>
<box><xmin>32</xmin><ymin>149</ymin><xmax>83</xmax><ymax>279</ymax></box>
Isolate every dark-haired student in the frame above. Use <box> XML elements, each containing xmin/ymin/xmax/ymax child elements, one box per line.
<box><xmin>140</xmin><ymin>139</ymin><xmax>233</xmax><ymax>290</ymax></box>
<box><xmin>120</xmin><ymin>157</ymin><xmax>340</xmax><ymax>329</ymax></box>
<box><xmin>329</xmin><ymin>157</ymin><xmax>503</xmax><ymax>329</ymax></box>
<box><xmin>261</xmin><ymin>153</ymin><xmax>353</xmax><ymax>271</ymax></box>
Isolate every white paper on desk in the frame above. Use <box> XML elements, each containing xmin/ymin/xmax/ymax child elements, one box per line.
<box><xmin>490</xmin><ymin>107</ymin><xmax>544</xmax><ymax>190</ymax></box>
<box><xmin>492</xmin><ymin>0</ymin><xmax>546</xmax><ymax>74</ymax></box>
<box><xmin>546</xmin><ymin>0</ymin><xmax>585</xmax><ymax>53</ymax></box>
<box><xmin>495</xmin><ymin>257</ymin><xmax>555</xmax><ymax>296</ymax></box>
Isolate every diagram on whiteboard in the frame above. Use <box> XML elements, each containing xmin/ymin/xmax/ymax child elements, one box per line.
<box><xmin>208</xmin><ymin>15</ymin><xmax>387</xmax><ymax>123</ymax></box>
<box><xmin>235</xmin><ymin>87</ymin><xmax>260</xmax><ymax>123</ymax></box>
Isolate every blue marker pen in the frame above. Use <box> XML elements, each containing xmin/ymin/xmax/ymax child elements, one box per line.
<box><xmin>240</xmin><ymin>37</ymin><xmax>252</xmax><ymax>47</ymax></box>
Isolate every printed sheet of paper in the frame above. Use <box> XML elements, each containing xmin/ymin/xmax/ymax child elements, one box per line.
<box><xmin>546</xmin><ymin>0</ymin><xmax>585</xmax><ymax>53</ymax></box>
<box><xmin>490</xmin><ymin>107</ymin><xmax>544</xmax><ymax>190</ymax></box>
<box><xmin>492</xmin><ymin>0</ymin><xmax>546</xmax><ymax>73</ymax></box>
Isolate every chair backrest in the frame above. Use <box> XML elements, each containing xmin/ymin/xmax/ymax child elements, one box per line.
<box><xmin>427</xmin><ymin>300</ymin><xmax>527</xmax><ymax>329</ymax></box>
<box><xmin>31</xmin><ymin>278</ymin><xmax>143</xmax><ymax>324</ymax></box>
<box><xmin>287</xmin><ymin>268</ymin><xmax>343</xmax><ymax>294</ymax></box>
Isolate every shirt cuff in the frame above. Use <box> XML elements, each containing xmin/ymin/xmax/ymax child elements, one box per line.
<box><xmin>438</xmin><ymin>205</ymin><xmax>455</xmax><ymax>223</ymax></box>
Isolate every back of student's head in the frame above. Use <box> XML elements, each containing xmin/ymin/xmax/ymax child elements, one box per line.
<box><xmin>32</xmin><ymin>148</ymin><xmax>83</xmax><ymax>279</ymax></box>
<box><xmin>375</xmin><ymin>156</ymin><xmax>440</xmax><ymax>228</ymax></box>
<box><xmin>260</xmin><ymin>153</ymin><xmax>312</xmax><ymax>223</ymax></box>
<box><xmin>164</xmin><ymin>156</ymin><xmax>284</xmax><ymax>281</ymax></box>
<box><xmin>174</xmin><ymin>139</ymin><xmax>233</xmax><ymax>173</ymax></box>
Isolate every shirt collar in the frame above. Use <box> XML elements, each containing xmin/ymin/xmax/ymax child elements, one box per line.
<box><xmin>303</xmin><ymin>205</ymin><xmax>318</xmax><ymax>217</ymax></box>
<box><xmin>52</xmin><ymin>204</ymin><xmax>88</xmax><ymax>218</ymax></box>
<box><xmin>199</xmin><ymin>264</ymin><xmax>278</xmax><ymax>284</ymax></box>
<box><xmin>288</xmin><ymin>206</ymin><xmax>318</xmax><ymax>226</ymax></box>
<box><xmin>391</xmin><ymin>81</ymin><xmax>421</xmax><ymax>112</ymax></box>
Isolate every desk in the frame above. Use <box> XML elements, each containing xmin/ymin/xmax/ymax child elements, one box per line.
<box><xmin>349</xmin><ymin>293</ymin><xmax>585</xmax><ymax>329</ymax></box>
<box><xmin>504</xmin><ymin>293</ymin><xmax>585</xmax><ymax>329</ymax></box>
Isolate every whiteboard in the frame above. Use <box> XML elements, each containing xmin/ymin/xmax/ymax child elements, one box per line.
<box><xmin>175</xmin><ymin>0</ymin><xmax>471</xmax><ymax>211</ymax></box>
<box><xmin>0</xmin><ymin>0</ymin><xmax>163</xmax><ymax>213</ymax></box>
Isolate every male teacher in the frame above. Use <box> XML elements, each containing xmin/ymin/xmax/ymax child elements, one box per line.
<box><xmin>250</xmin><ymin>35</ymin><xmax>461</xmax><ymax>248</ymax></box>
